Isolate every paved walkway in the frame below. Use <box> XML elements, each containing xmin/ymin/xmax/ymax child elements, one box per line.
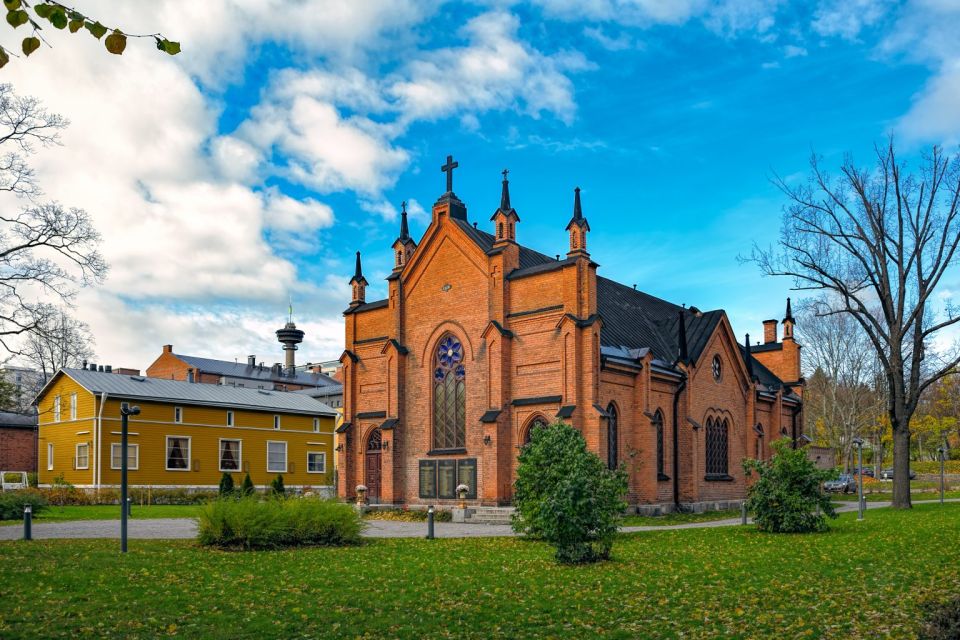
<box><xmin>1</xmin><ymin>499</ymin><xmax>956</xmax><ymax>541</ymax></box>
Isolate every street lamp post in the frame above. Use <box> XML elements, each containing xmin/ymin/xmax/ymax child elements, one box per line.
<box><xmin>939</xmin><ymin>443</ymin><xmax>947</xmax><ymax>505</ymax></box>
<box><xmin>853</xmin><ymin>437</ymin><xmax>865</xmax><ymax>521</ymax></box>
<box><xmin>120</xmin><ymin>402</ymin><xmax>141</xmax><ymax>553</ymax></box>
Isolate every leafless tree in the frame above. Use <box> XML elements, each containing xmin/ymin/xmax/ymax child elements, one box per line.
<box><xmin>798</xmin><ymin>297</ymin><xmax>885</xmax><ymax>470</ymax></box>
<box><xmin>22</xmin><ymin>306</ymin><xmax>95</xmax><ymax>382</ymax></box>
<box><xmin>0</xmin><ymin>84</ymin><xmax>106</xmax><ymax>355</ymax></box>
<box><xmin>751</xmin><ymin>141</ymin><xmax>960</xmax><ymax>509</ymax></box>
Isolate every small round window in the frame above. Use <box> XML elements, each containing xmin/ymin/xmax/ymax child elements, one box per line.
<box><xmin>711</xmin><ymin>355</ymin><xmax>722</xmax><ymax>382</ymax></box>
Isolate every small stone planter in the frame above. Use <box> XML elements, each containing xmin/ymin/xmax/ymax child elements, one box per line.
<box><xmin>355</xmin><ymin>484</ymin><xmax>368</xmax><ymax>505</ymax></box>
<box><xmin>456</xmin><ymin>484</ymin><xmax>470</xmax><ymax>509</ymax></box>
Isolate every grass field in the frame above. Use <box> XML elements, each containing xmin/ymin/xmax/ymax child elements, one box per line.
<box><xmin>0</xmin><ymin>504</ymin><xmax>201</xmax><ymax>526</ymax></box>
<box><xmin>833</xmin><ymin>490</ymin><xmax>960</xmax><ymax>502</ymax></box>
<box><xmin>0</xmin><ymin>504</ymin><xmax>957</xmax><ymax>639</ymax></box>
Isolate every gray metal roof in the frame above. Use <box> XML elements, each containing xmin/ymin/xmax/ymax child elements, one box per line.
<box><xmin>0</xmin><ymin>410</ymin><xmax>37</xmax><ymax>428</ymax></box>
<box><xmin>293</xmin><ymin>384</ymin><xmax>343</xmax><ymax>399</ymax></box>
<box><xmin>53</xmin><ymin>369</ymin><xmax>337</xmax><ymax>416</ymax></box>
<box><xmin>173</xmin><ymin>353</ymin><xmax>339</xmax><ymax>388</ymax></box>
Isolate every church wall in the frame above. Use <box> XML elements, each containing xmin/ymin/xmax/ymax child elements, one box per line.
<box><xmin>507</xmin><ymin>270</ymin><xmax>564</xmax><ymax>313</ymax></box>
<box><xmin>686</xmin><ymin>326</ymin><xmax>749</xmax><ymax>504</ymax></box>
<box><xmin>649</xmin><ymin>376</ymin><xmax>678</xmax><ymax>505</ymax></box>
<box><xmin>754</xmin><ymin>399</ymin><xmax>774</xmax><ymax>460</ymax></box>
<box><xmin>353</xmin><ymin>307</ymin><xmax>392</xmax><ymax>343</ymax></box>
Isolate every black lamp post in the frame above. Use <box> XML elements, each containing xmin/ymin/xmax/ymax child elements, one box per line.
<box><xmin>939</xmin><ymin>443</ymin><xmax>947</xmax><ymax>505</ymax></box>
<box><xmin>852</xmin><ymin>437</ymin><xmax>865</xmax><ymax>521</ymax></box>
<box><xmin>120</xmin><ymin>402</ymin><xmax>140</xmax><ymax>553</ymax></box>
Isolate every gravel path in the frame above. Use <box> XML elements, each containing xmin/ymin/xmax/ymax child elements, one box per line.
<box><xmin>1</xmin><ymin>499</ymin><xmax>956</xmax><ymax>541</ymax></box>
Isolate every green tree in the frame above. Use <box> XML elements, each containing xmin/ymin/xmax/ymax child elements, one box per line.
<box><xmin>0</xmin><ymin>1</ymin><xmax>179</xmax><ymax>68</ymax></box>
<box><xmin>239</xmin><ymin>473</ymin><xmax>254</xmax><ymax>497</ymax></box>
<box><xmin>512</xmin><ymin>421</ymin><xmax>627</xmax><ymax>564</ymax></box>
<box><xmin>0</xmin><ymin>375</ymin><xmax>17</xmax><ymax>411</ymax></box>
<box><xmin>218</xmin><ymin>472</ymin><xmax>234</xmax><ymax>497</ymax></box>
<box><xmin>270</xmin><ymin>474</ymin><xmax>285</xmax><ymax>497</ymax></box>
<box><xmin>744</xmin><ymin>439</ymin><xmax>838</xmax><ymax>533</ymax></box>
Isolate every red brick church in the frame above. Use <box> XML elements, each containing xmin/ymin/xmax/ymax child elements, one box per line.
<box><xmin>337</xmin><ymin>157</ymin><xmax>803</xmax><ymax>512</ymax></box>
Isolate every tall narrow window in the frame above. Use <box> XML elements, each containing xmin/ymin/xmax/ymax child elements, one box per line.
<box><xmin>174</xmin><ymin>406</ymin><xmax>183</xmax><ymax>423</ymax></box>
<box><xmin>313</xmin><ymin>417</ymin><xmax>320</xmax><ymax>433</ymax></box>
<box><xmin>273</xmin><ymin>415</ymin><xmax>281</xmax><ymax>430</ymax></box>
<box><xmin>226</xmin><ymin>411</ymin><xmax>234</xmax><ymax>427</ymax></box>
<box><xmin>47</xmin><ymin>443</ymin><xmax>54</xmax><ymax>470</ymax></box>
<box><xmin>219</xmin><ymin>439</ymin><xmax>241</xmax><ymax>472</ymax></box>
<box><xmin>166</xmin><ymin>436</ymin><xmax>190</xmax><ymax>470</ymax></box>
<box><xmin>70</xmin><ymin>393</ymin><xmax>77</xmax><ymax>420</ymax></box>
<box><xmin>432</xmin><ymin>335</ymin><xmax>466</xmax><ymax>450</ymax></box>
<box><xmin>53</xmin><ymin>395</ymin><xmax>61</xmax><ymax>422</ymax></box>
<box><xmin>75</xmin><ymin>443</ymin><xmax>89</xmax><ymax>470</ymax></box>
<box><xmin>653</xmin><ymin>409</ymin><xmax>665</xmax><ymax>479</ymax></box>
<box><xmin>606</xmin><ymin>403</ymin><xmax>618</xmax><ymax>470</ymax></box>
<box><xmin>706</xmin><ymin>417</ymin><xmax>729</xmax><ymax>477</ymax></box>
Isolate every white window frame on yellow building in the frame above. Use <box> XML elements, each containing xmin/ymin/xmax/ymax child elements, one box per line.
<box><xmin>174</xmin><ymin>406</ymin><xmax>183</xmax><ymax>423</ymax></box>
<box><xmin>53</xmin><ymin>395</ymin><xmax>61</xmax><ymax>422</ymax></box>
<box><xmin>165</xmin><ymin>435</ymin><xmax>191</xmax><ymax>471</ymax></box>
<box><xmin>266</xmin><ymin>440</ymin><xmax>287</xmax><ymax>473</ymax></box>
<box><xmin>307</xmin><ymin>451</ymin><xmax>326</xmax><ymax>474</ymax></box>
<box><xmin>110</xmin><ymin>443</ymin><xmax>139</xmax><ymax>470</ymax></box>
<box><xmin>47</xmin><ymin>443</ymin><xmax>54</xmax><ymax>470</ymax></box>
<box><xmin>226</xmin><ymin>411</ymin><xmax>234</xmax><ymax>427</ymax></box>
<box><xmin>218</xmin><ymin>438</ymin><xmax>242</xmax><ymax>472</ymax></box>
<box><xmin>70</xmin><ymin>392</ymin><xmax>77</xmax><ymax>420</ymax></box>
<box><xmin>75</xmin><ymin>443</ymin><xmax>89</xmax><ymax>470</ymax></box>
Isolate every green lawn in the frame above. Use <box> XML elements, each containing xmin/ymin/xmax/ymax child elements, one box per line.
<box><xmin>0</xmin><ymin>504</ymin><xmax>200</xmax><ymax>526</ymax></box>
<box><xmin>621</xmin><ymin>508</ymin><xmax>740</xmax><ymax>527</ymax></box>
<box><xmin>0</xmin><ymin>505</ymin><xmax>957</xmax><ymax>639</ymax></box>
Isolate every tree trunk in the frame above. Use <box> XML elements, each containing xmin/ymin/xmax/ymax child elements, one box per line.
<box><xmin>891</xmin><ymin>422</ymin><xmax>912</xmax><ymax>509</ymax></box>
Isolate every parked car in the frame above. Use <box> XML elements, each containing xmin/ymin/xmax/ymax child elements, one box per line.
<box><xmin>858</xmin><ymin>467</ymin><xmax>875</xmax><ymax>478</ymax></box>
<box><xmin>880</xmin><ymin>468</ymin><xmax>917</xmax><ymax>480</ymax></box>
<box><xmin>824</xmin><ymin>474</ymin><xmax>858</xmax><ymax>493</ymax></box>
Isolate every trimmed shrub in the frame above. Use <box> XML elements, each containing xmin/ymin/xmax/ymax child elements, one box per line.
<box><xmin>363</xmin><ymin>508</ymin><xmax>452</xmax><ymax>522</ymax></box>
<box><xmin>219</xmin><ymin>472</ymin><xmax>235</xmax><ymax>496</ymax></box>
<box><xmin>0</xmin><ymin>490</ymin><xmax>48</xmax><ymax>520</ymax></box>
<box><xmin>270</xmin><ymin>474</ymin><xmax>285</xmax><ymax>496</ymax></box>
<box><xmin>240</xmin><ymin>473</ymin><xmax>255</xmax><ymax>496</ymax></box>
<box><xmin>744</xmin><ymin>439</ymin><xmax>838</xmax><ymax>533</ymax></box>
<box><xmin>197</xmin><ymin>496</ymin><xmax>364</xmax><ymax>549</ymax></box>
<box><xmin>920</xmin><ymin>596</ymin><xmax>960</xmax><ymax>640</ymax></box>
<box><xmin>512</xmin><ymin>420</ymin><xmax>628</xmax><ymax>564</ymax></box>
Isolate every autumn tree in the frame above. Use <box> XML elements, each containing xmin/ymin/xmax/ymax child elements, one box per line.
<box><xmin>798</xmin><ymin>297</ymin><xmax>885</xmax><ymax>469</ymax></box>
<box><xmin>0</xmin><ymin>83</ymin><xmax>106</xmax><ymax>355</ymax></box>
<box><xmin>751</xmin><ymin>141</ymin><xmax>960</xmax><ymax>509</ymax></box>
<box><xmin>1</xmin><ymin>1</ymin><xmax>179</xmax><ymax>68</ymax></box>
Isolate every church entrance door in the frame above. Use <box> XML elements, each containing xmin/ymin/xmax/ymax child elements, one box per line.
<box><xmin>365</xmin><ymin>428</ymin><xmax>383</xmax><ymax>502</ymax></box>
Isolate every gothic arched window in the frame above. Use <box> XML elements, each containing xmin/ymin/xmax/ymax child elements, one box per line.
<box><xmin>367</xmin><ymin>428</ymin><xmax>382</xmax><ymax>451</ymax></box>
<box><xmin>706</xmin><ymin>417</ymin><xmax>729</xmax><ymax>476</ymax></box>
<box><xmin>523</xmin><ymin>416</ymin><xmax>548</xmax><ymax>446</ymax></box>
<box><xmin>653</xmin><ymin>409</ymin><xmax>665</xmax><ymax>478</ymax></box>
<box><xmin>607</xmin><ymin>403</ymin><xmax>618</xmax><ymax>470</ymax></box>
<box><xmin>433</xmin><ymin>335</ymin><xmax>466</xmax><ymax>450</ymax></box>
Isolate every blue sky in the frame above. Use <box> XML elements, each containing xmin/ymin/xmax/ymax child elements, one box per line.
<box><xmin>3</xmin><ymin>1</ymin><xmax>959</xmax><ymax>368</ymax></box>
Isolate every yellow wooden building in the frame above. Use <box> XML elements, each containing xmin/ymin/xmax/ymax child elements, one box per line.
<box><xmin>35</xmin><ymin>368</ymin><xmax>337</xmax><ymax>491</ymax></box>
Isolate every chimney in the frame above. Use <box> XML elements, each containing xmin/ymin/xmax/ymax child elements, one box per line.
<box><xmin>105</xmin><ymin>365</ymin><xmax>112</xmax><ymax>373</ymax></box>
<box><xmin>81</xmin><ymin>359</ymin><xmax>87</xmax><ymax>369</ymax></box>
<box><xmin>247</xmin><ymin>355</ymin><xmax>256</xmax><ymax>366</ymax></box>
<box><xmin>187</xmin><ymin>369</ymin><xmax>194</xmax><ymax>383</ymax></box>
<box><xmin>763</xmin><ymin>320</ymin><xmax>778</xmax><ymax>344</ymax></box>
<box><xmin>88</xmin><ymin>363</ymin><xmax>97</xmax><ymax>371</ymax></box>
<box><xmin>97</xmin><ymin>365</ymin><xmax>104</xmax><ymax>372</ymax></box>
<box><xmin>163</xmin><ymin>344</ymin><xmax>173</xmax><ymax>354</ymax></box>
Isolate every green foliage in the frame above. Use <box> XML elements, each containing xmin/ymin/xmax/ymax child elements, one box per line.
<box><xmin>512</xmin><ymin>420</ymin><xmax>628</xmax><ymax>564</ymax></box>
<box><xmin>744</xmin><ymin>439</ymin><xmax>838</xmax><ymax>533</ymax></box>
<box><xmin>363</xmin><ymin>508</ymin><xmax>453</xmax><ymax>522</ymax></box>
<box><xmin>919</xmin><ymin>596</ymin><xmax>960</xmax><ymax>640</ymax></box>
<box><xmin>914</xmin><ymin>460</ymin><xmax>960</xmax><ymax>474</ymax></box>
<box><xmin>197</xmin><ymin>497</ymin><xmax>364</xmax><ymax>550</ymax></box>
<box><xmin>0</xmin><ymin>1</ymin><xmax>179</xmax><ymax>68</ymax></box>
<box><xmin>218</xmin><ymin>472</ymin><xmax>235</xmax><ymax>496</ymax></box>
<box><xmin>0</xmin><ymin>489</ymin><xmax>48</xmax><ymax>520</ymax></box>
<box><xmin>0</xmin><ymin>377</ymin><xmax>17</xmax><ymax>411</ymax></box>
<box><xmin>240</xmin><ymin>473</ymin><xmax>255</xmax><ymax>496</ymax></box>
<box><xmin>270</xmin><ymin>474</ymin><xmax>285</xmax><ymax>496</ymax></box>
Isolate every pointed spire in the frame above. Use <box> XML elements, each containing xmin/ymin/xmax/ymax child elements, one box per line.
<box><xmin>565</xmin><ymin>187</ymin><xmax>590</xmax><ymax>231</ymax></box>
<box><xmin>500</xmin><ymin>169</ymin><xmax>511</xmax><ymax>211</ymax></box>
<box><xmin>399</xmin><ymin>201</ymin><xmax>410</xmax><ymax>242</ymax></box>
<box><xmin>744</xmin><ymin>333</ymin><xmax>755</xmax><ymax>380</ymax></box>
<box><xmin>677</xmin><ymin>310</ymin><xmax>688</xmax><ymax>364</ymax></box>
<box><xmin>349</xmin><ymin>250</ymin><xmax>367</xmax><ymax>285</ymax></box>
<box><xmin>783</xmin><ymin>297</ymin><xmax>794</xmax><ymax>323</ymax></box>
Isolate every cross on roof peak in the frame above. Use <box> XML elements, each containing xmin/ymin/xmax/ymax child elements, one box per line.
<box><xmin>502</xmin><ymin>168</ymin><xmax>509</xmax><ymax>180</ymax></box>
<box><xmin>441</xmin><ymin>154</ymin><xmax>459</xmax><ymax>193</ymax></box>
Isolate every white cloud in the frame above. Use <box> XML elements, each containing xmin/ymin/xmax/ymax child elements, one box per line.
<box><xmin>811</xmin><ymin>0</ymin><xmax>887</xmax><ymax>39</ymax></box>
<box><xmin>898</xmin><ymin>61</ymin><xmax>960</xmax><ymax>145</ymax></box>
<box><xmin>784</xmin><ymin>44</ymin><xmax>808</xmax><ymax>58</ymax></box>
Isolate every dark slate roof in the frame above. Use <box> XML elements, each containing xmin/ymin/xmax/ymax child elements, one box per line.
<box><xmin>596</xmin><ymin>276</ymin><xmax>723</xmax><ymax>364</ymax></box>
<box><xmin>0</xmin><ymin>410</ymin><xmax>36</xmax><ymax>428</ymax></box>
<box><xmin>50</xmin><ymin>369</ymin><xmax>337</xmax><ymax>416</ymax></box>
<box><xmin>293</xmin><ymin>384</ymin><xmax>344</xmax><ymax>399</ymax></box>
<box><xmin>343</xmin><ymin>299</ymin><xmax>389</xmax><ymax>315</ymax></box>
<box><xmin>173</xmin><ymin>354</ymin><xmax>339</xmax><ymax>389</ymax></box>
<box><xmin>739</xmin><ymin>346</ymin><xmax>783</xmax><ymax>391</ymax></box>
<box><xmin>750</xmin><ymin>342</ymin><xmax>783</xmax><ymax>353</ymax></box>
<box><xmin>452</xmin><ymin>219</ymin><xmax>558</xmax><ymax>271</ymax></box>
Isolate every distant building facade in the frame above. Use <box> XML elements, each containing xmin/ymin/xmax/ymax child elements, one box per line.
<box><xmin>36</xmin><ymin>369</ymin><xmax>337</xmax><ymax>490</ymax></box>
<box><xmin>0</xmin><ymin>410</ymin><xmax>37</xmax><ymax>472</ymax></box>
